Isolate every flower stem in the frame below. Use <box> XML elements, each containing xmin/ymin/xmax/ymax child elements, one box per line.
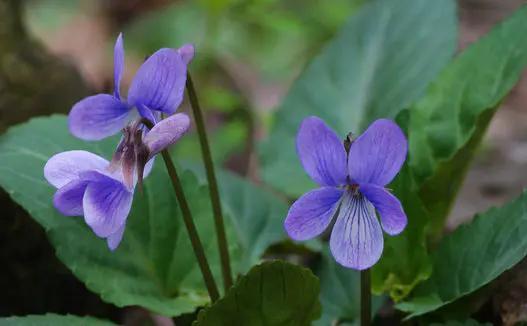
<box><xmin>361</xmin><ymin>269</ymin><xmax>371</xmax><ymax>326</ymax></box>
<box><xmin>186</xmin><ymin>73</ymin><xmax>233</xmax><ymax>290</ymax></box>
<box><xmin>160</xmin><ymin>150</ymin><xmax>220</xmax><ymax>302</ymax></box>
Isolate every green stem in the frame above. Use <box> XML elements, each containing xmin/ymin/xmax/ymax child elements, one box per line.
<box><xmin>186</xmin><ymin>73</ymin><xmax>233</xmax><ymax>290</ymax></box>
<box><xmin>160</xmin><ymin>150</ymin><xmax>220</xmax><ymax>302</ymax></box>
<box><xmin>361</xmin><ymin>269</ymin><xmax>371</xmax><ymax>326</ymax></box>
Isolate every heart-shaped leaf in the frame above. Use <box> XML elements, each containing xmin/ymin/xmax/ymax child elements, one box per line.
<box><xmin>195</xmin><ymin>260</ymin><xmax>321</xmax><ymax>325</ymax></box>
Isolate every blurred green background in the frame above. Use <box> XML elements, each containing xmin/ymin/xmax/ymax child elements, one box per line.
<box><xmin>21</xmin><ymin>0</ymin><xmax>364</xmax><ymax>173</ymax></box>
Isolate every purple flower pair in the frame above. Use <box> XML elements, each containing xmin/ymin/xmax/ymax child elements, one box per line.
<box><xmin>44</xmin><ymin>34</ymin><xmax>193</xmax><ymax>250</ymax></box>
<box><xmin>285</xmin><ymin>117</ymin><xmax>408</xmax><ymax>270</ymax></box>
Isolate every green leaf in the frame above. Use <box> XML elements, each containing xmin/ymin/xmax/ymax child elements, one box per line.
<box><xmin>259</xmin><ymin>0</ymin><xmax>457</xmax><ymax>196</ymax></box>
<box><xmin>0</xmin><ymin>314</ymin><xmax>115</xmax><ymax>326</ymax></box>
<box><xmin>396</xmin><ymin>190</ymin><xmax>527</xmax><ymax>318</ymax></box>
<box><xmin>0</xmin><ymin>115</ymin><xmax>287</xmax><ymax>316</ymax></box>
<box><xmin>406</xmin><ymin>5</ymin><xmax>527</xmax><ymax>234</ymax></box>
<box><xmin>372</xmin><ymin>5</ymin><xmax>527</xmax><ymax>299</ymax></box>
<box><xmin>215</xmin><ymin>171</ymin><xmax>288</xmax><ymax>272</ymax></box>
<box><xmin>182</xmin><ymin>160</ymin><xmax>290</xmax><ymax>272</ymax></box>
<box><xmin>195</xmin><ymin>260</ymin><xmax>321</xmax><ymax>325</ymax></box>
<box><xmin>180</xmin><ymin>160</ymin><xmax>290</xmax><ymax>274</ymax></box>
<box><xmin>314</xmin><ymin>249</ymin><xmax>383</xmax><ymax>325</ymax></box>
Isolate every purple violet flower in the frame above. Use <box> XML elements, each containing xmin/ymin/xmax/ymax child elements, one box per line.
<box><xmin>68</xmin><ymin>33</ymin><xmax>194</xmax><ymax>141</ymax></box>
<box><xmin>44</xmin><ymin>114</ymin><xmax>190</xmax><ymax>250</ymax></box>
<box><xmin>284</xmin><ymin>116</ymin><xmax>408</xmax><ymax>270</ymax></box>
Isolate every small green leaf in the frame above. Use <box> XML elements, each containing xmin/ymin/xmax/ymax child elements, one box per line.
<box><xmin>259</xmin><ymin>0</ymin><xmax>457</xmax><ymax>196</ymax></box>
<box><xmin>397</xmin><ymin>191</ymin><xmax>527</xmax><ymax>318</ymax></box>
<box><xmin>0</xmin><ymin>115</ymin><xmax>287</xmax><ymax>316</ymax></box>
<box><xmin>314</xmin><ymin>249</ymin><xmax>384</xmax><ymax>325</ymax></box>
<box><xmin>406</xmin><ymin>5</ymin><xmax>527</xmax><ymax>234</ymax></box>
<box><xmin>0</xmin><ymin>314</ymin><xmax>115</xmax><ymax>326</ymax></box>
<box><xmin>195</xmin><ymin>260</ymin><xmax>321</xmax><ymax>325</ymax></box>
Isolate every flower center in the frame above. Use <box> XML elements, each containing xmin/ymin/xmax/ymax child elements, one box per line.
<box><xmin>109</xmin><ymin>119</ymin><xmax>150</xmax><ymax>189</ymax></box>
<box><xmin>347</xmin><ymin>183</ymin><xmax>360</xmax><ymax>196</ymax></box>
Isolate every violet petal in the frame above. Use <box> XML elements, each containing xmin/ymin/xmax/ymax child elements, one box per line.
<box><xmin>69</xmin><ymin>94</ymin><xmax>132</xmax><ymax>140</ymax></box>
<box><xmin>284</xmin><ymin>187</ymin><xmax>343</xmax><ymax>241</ymax></box>
<box><xmin>114</xmin><ymin>33</ymin><xmax>125</xmax><ymax>99</ymax></box>
<box><xmin>107</xmin><ymin>225</ymin><xmax>126</xmax><ymax>251</ymax></box>
<box><xmin>143</xmin><ymin>157</ymin><xmax>155</xmax><ymax>179</ymax></box>
<box><xmin>329</xmin><ymin>192</ymin><xmax>384</xmax><ymax>270</ymax></box>
<box><xmin>44</xmin><ymin>150</ymin><xmax>108</xmax><ymax>188</ymax></box>
<box><xmin>348</xmin><ymin>119</ymin><xmax>407</xmax><ymax>186</ymax></box>
<box><xmin>53</xmin><ymin>179</ymin><xmax>89</xmax><ymax>216</ymax></box>
<box><xmin>360</xmin><ymin>183</ymin><xmax>407</xmax><ymax>235</ymax></box>
<box><xmin>177</xmin><ymin>44</ymin><xmax>195</xmax><ymax>65</ymax></box>
<box><xmin>143</xmin><ymin>113</ymin><xmax>190</xmax><ymax>157</ymax></box>
<box><xmin>137</xmin><ymin>104</ymin><xmax>159</xmax><ymax>124</ymax></box>
<box><xmin>82</xmin><ymin>171</ymin><xmax>133</xmax><ymax>238</ymax></box>
<box><xmin>128</xmin><ymin>48</ymin><xmax>187</xmax><ymax>115</ymax></box>
<box><xmin>296</xmin><ymin>116</ymin><xmax>347</xmax><ymax>187</ymax></box>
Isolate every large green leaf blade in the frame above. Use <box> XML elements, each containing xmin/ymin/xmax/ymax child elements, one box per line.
<box><xmin>259</xmin><ymin>0</ymin><xmax>457</xmax><ymax>196</ymax></box>
<box><xmin>396</xmin><ymin>191</ymin><xmax>527</xmax><ymax>318</ymax></box>
<box><xmin>0</xmin><ymin>314</ymin><xmax>115</xmax><ymax>326</ymax></box>
<box><xmin>406</xmin><ymin>5</ymin><xmax>527</xmax><ymax>233</ymax></box>
<box><xmin>0</xmin><ymin>115</ymin><xmax>287</xmax><ymax>316</ymax></box>
<box><xmin>195</xmin><ymin>260</ymin><xmax>321</xmax><ymax>325</ymax></box>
